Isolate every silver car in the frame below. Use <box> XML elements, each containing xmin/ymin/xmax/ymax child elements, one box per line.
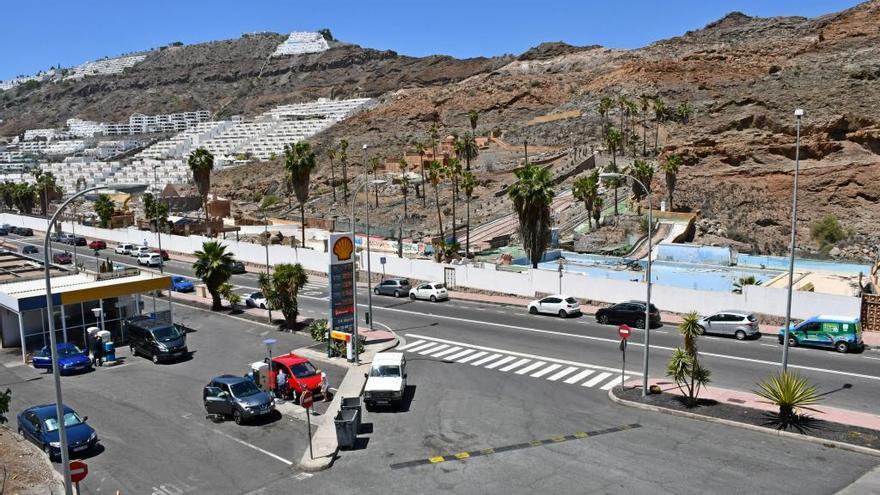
<box><xmin>698</xmin><ymin>310</ymin><xmax>759</xmax><ymax>340</ymax></box>
<box><xmin>374</xmin><ymin>279</ymin><xmax>411</xmax><ymax>298</ymax></box>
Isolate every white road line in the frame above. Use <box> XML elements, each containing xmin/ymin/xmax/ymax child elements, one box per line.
<box><xmin>398</xmin><ymin>340</ymin><xmax>427</xmax><ymax>351</ymax></box>
<box><xmin>582</xmin><ymin>372</ymin><xmax>613</xmax><ymax>388</ymax></box>
<box><xmin>563</xmin><ymin>369</ymin><xmax>595</xmax><ymax>384</ymax></box>
<box><xmin>499</xmin><ymin>358</ymin><xmax>531</xmax><ymax>372</ymax></box>
<box><xmin>211</xmin><ymin>428</ymin><xmax>293</xmax><ymax>466</ymax></box>
<box><xmin>600</xmin><ymin>376</ymin><xmax>626</xmax><ymax>390</ymax></box>
<box><xmin>457</xmin><ymin>351</ymin><xmax>488</xmax><ymax>363</ymax></box>
<box><xmin>515</xmin><ymin>361</ymin><xmax>547</xmax><ymax>375</ymax></box>
<box><xmin>484</xmin><ymin>356</ymin><xmax>517</xmax><ymax>370</ymax></box>
<box><xmin>418</xmin><ymin>344</ymin><xmax>449</xmax><ymax>355</ymax></box>
<box><xmin>530</xmin><ymin>363</ymin><xmax>561</xmax><ymax>378</ymax></box>
<box><xmin>760</xmin><ymin>344</ymin><xmax>777</xmax><ymax>347</ymax></box>
<box><xmin>446</xmin><ymin>349</ymin><xmax>476</xmax><ymax>361</ymax></box>
<box><xmin>471</xmin><ymin>353</ymin><xmax>503</xmax><ymax>366</ymax></box>
<box><xmin>406</xmin><ymin>342</ymin><xmax>439</xmax><ymax>353</ymax></box>
<box><xmin>864</xmin><ymin>357</ymin><xmax>880</xmax><ymax>362</ymax></box>
<box><xmin>547</xmin><ymin>366</ymin><xmax>579</xmax><ymax>382</ymax></box>
<box><xmin>431</xmin><ymin>346</ymin><xmax>462</xmax><ymax>358</ymax></box>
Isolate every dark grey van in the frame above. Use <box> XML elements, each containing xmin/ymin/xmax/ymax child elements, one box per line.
<box><xmin>126</xmin><ymin>315</ymin><xmax>189</xmax><ymax>363</ymax></box>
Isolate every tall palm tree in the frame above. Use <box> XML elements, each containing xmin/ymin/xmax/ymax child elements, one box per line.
<box><xmin>658</xmin><ymin>153</ymin><xmax>682</xmax><ymax>212</ymax></box>
<box><xmin>639</xmin><ymin>94</ymin><xmax>652</xmax><ymax>157</ymax></box>
<box><xmin>415</xmin><ymin>141</ymin><xmax>427</xmax><ymax>206</ymax></box>
<box><xmin>653</xmin><ymin>97</ymin><xmax>667</xmax><ymax>155</ymax></box>
<box><xmin>326</xmin><ymin>146</ymin><xmax>337</xmax><ymax>203</ymax></box>
<box><xmin>399</xmin><ymin>158</ymin><xmax>410</xmax><ymax>220</ymax></box>
<box><xmin>627</xmin><ymin>159</ymin><xmax>654</xmax><ymax>215</ymax></box>
<box><xmin>604</xmin><ymin>127</ymin><xmax>623</xmax><ymax>216</ymax></box>
<box><xmin>459</xmin><ymin>132</ymin><xmax>478</xmax><ymax>172</ymax></box>
<box><xmin>732</xmin><ymin>275</ymin><xmax>762</xmax><ymax>294</ymax></box>
<box><xmin>339</xmin><ymin>139</ymin><xmax>350</xmax><ymax>203</ymax></box>
<box><xmin>369</xmin><ymin>157</ymin><xmax>381</xmax><ymax>208</ymax></box>
<box><xmin>428</xmin><ymin>160</ymin><xmax>445</xmax><ymax>239</ymax></box>
<box><xmin>446</xmin><ymin>158</ymin><xmax>462</xmax><ymax>238</ymax></box>
<box><xmin>508</xmin><ymin>164</ymin><xmax>555</xmax><ymax>269</ymax></box>
<box><xmin>32</xmin><ymin>169</ymin><xmax>61</xmax><ymax>216</ymax></box>
<box><xmin>617</xmin><ymin>95</ymin><xmax>630</xmax><ymax>144</ymax></box>
<box><xmin>461</xmin><ymin>170</ymin><xmax>477</xmax><ymax>257</ymax></box>
<box><xmin>572</xmin><ymin>170</ymin><xmax>600</xmax><ymax>229</ymax></box>
<box><xmin>187</xmin><ymin>148</ymin><xmax>214</xmax><ymax>230</ymax></box>
<box><xmin>429</xmin><ymin>124</ymin><xmax>440</xmax><ymax>166</ymax></box>
<box><xmin>192</xmin><ymin>241</ymin><xmax>234</xmax><ymax>310</ymax></box>
<box><xmin>0</xmin><ymin>181</ymin><xmax>15</xmax><ymax>211</ymax></box>
<box><xmin>468</xmin><ymin>109</ymin><xmax>479</xmax><ymax>137</ymax></box>
<box><xmin>598</xmin><ymin>96</ymin><xmax>613</xmax><ymax>132</ymax></box>
<box><xmin>93</xmin><ymin>193</ymin><xmax>115</xmax><ymax>227</ymax></box>
<box><xmin>283</xmin><ymin>142</ymin><xmax>317</xmax><ymax>247</ymax></box>
<box><xmin>625</xmin><ymin>99</ymin><xmax>638</xmax><ymax>151</ymax></box>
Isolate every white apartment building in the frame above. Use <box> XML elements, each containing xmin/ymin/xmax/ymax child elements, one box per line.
<box><xmin>64</xmin><ymin>55</ymin><xmax>148</xmax><ymax>80</ymax></box>
<box><xmin>67</xmin><ymin>119</ymin><xmax>108</xmax><ymax>138</ymax></box>
<box><xmin>23</xmin><ymin>128</ymin><xmax>67</xmax><ymax>141</ymax></box>
<box><xmin>272</xmin><ymin>32</ymin><xmax>330</xmax><ymax>57</ymax></box>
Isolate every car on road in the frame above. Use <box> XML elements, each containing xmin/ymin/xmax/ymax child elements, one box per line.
<box><xmin>364</xmin><ymin>352</ymin><xmax>407</xmax><ymax>410</ymax></box>
<box><xmin>153</xmin><ymin>248</ymin><xmax>170</xmax><ymax>260</ymax></box>
<box><xmin>72</xmin><ymin>236</ymin><xmax>87</xmax><ymax>246</ymax></box>
<box><xmin>115</xmin><ymin>243</ymin><xmax>135</xmax><ymax>255</ymax></box>
<box><xmin>131</xmin><ymin>246</ymin><xmax>151</xmax><ymax>258</ymax></box>
<box><xmin>595</xmin><ymin>300</ymin><xmax>661</xmax><ymax>329</ymax></box>
<box><xmin>698</xmin><ymin>310</ymin><xmax>759</xmax><ymax>340</ymax></box>
<box><xmin>17</xmin><ymin>227</ymin><xmax>34</xmax><ymax>236</ymax></box>
<box><xmin>137</xmin><ymin>253</ymin><xmax>163</xmax><ymax>267</ymax></box>
<box><xmin>409</xmin><ymin>282</ymin><xmax>448</xmax><ymax>302</ymax></box>
<box><xmin>52</xmin><ymin>252</ymin><xmax>73</xmax><ymax>264</ymax></box>
<box><xmin>59</xmin><ymin>233</ymin><xmax>75</xmax><ymax>244</ymax></box>
<box><xmin>269</xmin><ymin>353</ymin><xmax>323</xmax><ymax>402</ymax></box>
<box><xmin>245</xmin><ymin>291</ymin><xmax>269</xmax><ymax>309</ymax></box>
<box><xmin>227</xmin><ymin>260</ymin><xmax>247</xmax><ymax>274</ymax></box>
<box><xmin>203</xmin><ymin>375</ymin><xmax>275</xmax><ymax>425</ymax></box>
<box><xmin>17</xmin><ymin>404</ymin><xmax>99</xmax><ymax>461</ymax></box>
<box><xmin>88</xmin><ymin>240</ymin><xmax>107</xmax><ymax>250</ymax></box>
<box><xmin>528</xmin><ymin>294</ymin><xmax>582</xmax><ymax>318</ymax></box>
<box><xmin>0</xmin><ymin>226</ymin><xmax>7</xmax><ymax>235</ymax></box>
<box><xmin>171</xmin><ymin>276</ymin><xmax>194</xmax><ymax>292</ymax></box>
<box><xmin>22</xmin><ymin>245</ymin><xmax>39</xmax><ymax>255</ymax></box>
<box><xmin>778</xmin><ymin>315</ymin><xmax>864</xmax><ymax>353</ymax></box>
<box><xmin>31</xmin><ymin>343</ymin><xmax>92</xmax><ymax>374</ymax></box>
<box><xmin>126</xmin><ymin>315</ymin><xmax>188</xmax><ymax>363</ymax></box>
<box><xmin>374</xmin><ymin>278</ymin><xmax>411</xmax><ymax>298</ymax></box>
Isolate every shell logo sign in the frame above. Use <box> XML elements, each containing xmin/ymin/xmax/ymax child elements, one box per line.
<box><xmin>330</xmin><ymin>233</ymin><xmax>355</xmax><ymax>265</ymax></box>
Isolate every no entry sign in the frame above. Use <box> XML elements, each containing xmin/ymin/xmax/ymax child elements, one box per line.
<box><xmin>618</xmin><ymin>324</ymin><xmax>632</xmax><ymax>340</ymax></box>
<box><xmin>70</xmin><ymin>460</ymin><xmax>88</xmax><ymax>483</ymax></box>
<box><xmin>301</xmin><ymin>390</ymin><xmax>314</xmax><ymax>409</ymax></box>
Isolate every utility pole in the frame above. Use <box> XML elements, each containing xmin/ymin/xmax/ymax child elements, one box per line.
<box><xmin>781</xmin><ymin>109</ymin><xmax>804</xmax><ymax>372</ymax></box>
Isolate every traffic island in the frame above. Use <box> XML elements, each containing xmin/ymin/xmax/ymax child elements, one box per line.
<box><xmin>609</xmin><ymin>380</ymin><xmax>880</xmax><ymax>457</ymax></box>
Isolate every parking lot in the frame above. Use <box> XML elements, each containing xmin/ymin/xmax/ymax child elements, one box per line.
<box><xmin>1</xmin><ymin>303</ymin><xmax>345</xmax><ymax>494</ymax></box>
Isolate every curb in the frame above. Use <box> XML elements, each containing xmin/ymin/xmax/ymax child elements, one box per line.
<box><xmin>607</xmin><ymin>387</ymin><xmax>880</xmax><ymax>458</ymax></box>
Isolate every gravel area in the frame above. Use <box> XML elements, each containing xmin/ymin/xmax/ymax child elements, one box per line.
<box><xmin>0</xmin><ymin>426</ymin><xmax>62</xmax><ymax>494</ymax></box>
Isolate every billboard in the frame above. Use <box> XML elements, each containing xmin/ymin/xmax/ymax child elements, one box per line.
<box><xmin>329</xmin><ymin>233</ymin><xmax>355</xmax><ymax>335</ymax></box>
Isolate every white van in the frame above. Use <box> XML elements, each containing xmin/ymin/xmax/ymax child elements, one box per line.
<box><xmin>363</xmin><ymin>352</ymin><xmax>407</xmax><ymax>410</ymax></box>
<box><xmin>115</xmin><ymin>243</ymin><xmax>135</xmax><ymax>255</ymax></box>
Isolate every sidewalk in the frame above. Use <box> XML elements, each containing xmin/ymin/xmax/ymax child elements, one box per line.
<box><xmin>837</xmin><ymin>465</ymin><xmax>880</xmax><ymax>494</ymax></box>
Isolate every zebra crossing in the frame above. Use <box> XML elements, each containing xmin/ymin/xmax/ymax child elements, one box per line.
<box><xmin>399</xmin><ymin>334</ymin><xmax>637</xmax><ymax>391</ymax></box>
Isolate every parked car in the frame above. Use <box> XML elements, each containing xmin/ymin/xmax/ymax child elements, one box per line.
<box><xmin>203</xmin><ymin>375</ymin><xmax>275</xmax><ymax>425</ymax></box>
<box><xmin>52</xmin><ymin>252</ymin><xmax>72</xmax><ymax>264</ymax></box>
<box><xmin>59</xmin><ymin>233</ymin><xmax>75</xmax><ymax>244</ymax></box>
<box><xmin>374</xmin><ymin>278</ymin><xmax>412</xmax><ymax>298</ymax></box>
<box><xmin>698</xmin><ymin>310</ymin><xmax>759</xmax><ymax>340</ymax></box>
<box><xmin>126</xmin><ymin>315</ymin><xmax>188</xmax><ymax>363</ymax></box>
<box><xmin>88</xmin><ymin>240</ymin><xmax>107</xmax><ymax>250</ymax></box>
<box><xmin>409</xmin><ymin>282</ymin><xmax>448</xmax><ymax>302</ymax></box>
<box><xmin>31</xmin><ymin>343</ymin><xmax>92</xmax><ymax>374</ymax></box>
<box><xmin>153</xmin><ymin>249</ymin><xmax>170</xmax><ymax>260</ymax></box>
<box><xmin>137</xmin><ymin>253</ymin><xmax>163</xmax><ymax>267</ymax></box>
<box><xmin>0</xmin><ymin>227</ymin><xmax>7</xmax><ymax>235</ymax></box>
<box><xmin>131</xmin><ymin>246</ymin><xmax>151</xmax><ymax>258</ymax></box>
<box><xmin>269</xmin><ymin>353</ymin><xmax>323</xmax><ymax>403</ymax></box>
<box><xmin>170</xmin><ymin>276</ymin><xmax>194</xmax><ymax>292</ymax></box>
<box><xmin>528</xmin><ymin>295</ymin><xmax>582</xmax><ymax>318</ymax></box>
<box><xmin>17</xmin><ymin>404</ymin><xmax>99</xmax><ymax>461</ymax></box>
<box><xmin>22</xmin><ymin>245</ymin><xmax>39</xmax><ymax>254</ymax></box>
<box><xmin>595</xmin><ymin>300</ymin><xmax>661</xmax><ymax>329</ymax></box>
<box><xmin>18</xmin><ymin>227</ymin><xmax>34</xmax><ymax>236</ymax></box>
<box><xmin>72</xmin><ymin>236</ymin><xmax>87</xmax><ymax>246</ymax></box>
<box><xmin>227</xmin><ymin>260</ymin><xmax>246</xmax><ymax>274</ymax></box>
<box><xmin>115</xmin><ymin>243</ymin><xmax>135</xmax><ymax>255</ymax></box>
<box><xmin>245</xmin><ymin>291</ymin><xmax>269</xmax><ymax>309</ymax></box>
<box><xmin>364</xmin><ymin>352</ymin><xmax>407</xmax><ymax>410</ymax></box>
<box><xmin>778</xmin><ymin>315</ymin><xmax>864</xmax><ymax>353</ymax></box>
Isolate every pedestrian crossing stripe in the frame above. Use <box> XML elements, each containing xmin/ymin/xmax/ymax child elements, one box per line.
<box><xmin>389</xmin><ymin>424</ymin><xmax>642</xmax><ymax>470</ymax></box>
<box><xmin>400</xmin><ymin>334</ymin><xmax>638</xmax><ymax>391</ymax></box>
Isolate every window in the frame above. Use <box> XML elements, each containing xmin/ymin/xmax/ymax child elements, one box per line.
<box><xmin>565</xmin><ymin>297</ymin><xmax>578</xmax><ymax>304</ymax></box>
<box><xmin>370</xmin><ymin>365</ymin><xmax>400</xmax><ymax>377</ymax></box>
<box><xmin>821</xmin><ymin>322</ymin><xmax>840</xmax><ymax>334</ymax></box>
<box><xmin>800</xmin><ymin>322</ymin><xmax>821</xmax><ymax>333</ymax></box>
<box><xmin>434</xmin><ymin>284</ymin><xmax>446</xmax><ymax>290</ymax></box>
<box><xmin>230</xmin><ymin>380</ymin><xmax>261</xmax><ymax>398</ymax></box>
<box><xmin>290</xmin><ymin>362</ymin><xmax>317</xmax><ymax>378</ymax></box>
<box><xmin>545</xmin><ymin>298</ymin><xmax>562</xmax><ymax>304</ymax></box>
<box><xmin>44</xmin><ymin>412</ymin><xmax>84</xmax><ymax>432</ymax></box>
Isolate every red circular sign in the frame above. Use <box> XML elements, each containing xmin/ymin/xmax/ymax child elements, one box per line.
<box><xmin>618</xmin><ymin>324</ymin><xmax>632</xmax><ymax>340</ymax></box>
<box><xmin>69</xmin><ymin>460</ymin><xmax>88</xmax><ymax>483</ymax></box>
<box><xmin>300</xmin><ymin>390</ymin><xmax>314</xmax><ymax>409</ymax></box>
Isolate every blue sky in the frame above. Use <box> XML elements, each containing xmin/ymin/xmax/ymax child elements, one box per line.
<box><xmin>0</xmin><ymin>0</ymin><xmax>863</xmax><ymax>80</ymax></box>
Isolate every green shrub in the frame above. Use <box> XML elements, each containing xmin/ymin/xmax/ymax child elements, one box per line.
<box><xmin>665</xmin><ymin>312</ymin><xmax>710</xmax><ymax>406</ymax></box>
<box><xmin>330</xmin><ymin>336</ymin><xmax>365</xmax><ymax>358</ymax></box>
<box><xmin>810</xmin><ymin>215</ymin><xmax>847</xmax><ymax>249</ymax></box>
<box><xmin>754</xmin><ymin>372</ymin><xmax>821</xmax><ymax>425</ymax></box>
<box><xmin>309</xmin><ymin>319</ymin><xmax>328</xmax><ymax>342</ymax></box>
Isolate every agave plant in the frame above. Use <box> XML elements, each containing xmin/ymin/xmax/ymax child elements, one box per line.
<box><xmin>754</xmin><ymin>372</ymin><xmax>822</xmax><ymax>424</ymax></box>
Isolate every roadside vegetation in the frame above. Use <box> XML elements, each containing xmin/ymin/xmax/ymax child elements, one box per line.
<box><xmin>666</xmin><ymin>311</ymin><xmax>711</xmax><ymax>407</ymax></box>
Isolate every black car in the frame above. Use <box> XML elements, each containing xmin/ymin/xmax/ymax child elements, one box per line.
<box><xmin>0</xmin><ymin>227</ymin><xmax>7</xmax><ymax>236</ymax></box>
<box><xmin>22</xmin><ymin>245</ymin><xmax>39</xmax><ymax>254</ymax></box>
<box><xmin>595</xmin><ymin>300</ymin><xmax>661</xmax><ymax>329</ymax></box>
<box><xmin>18</xmin><ymin>227</ymin><xmax>34</xmax><ymax>236</ymax></box>
<box><xmin>203</xmin><ymin>375</ymin><xmax>275</xmax><ymax>425</ymax></box>
<box><xmin>126</xmin><ymin>315</ymin><xmax>188</xmax><ymax>363</ymax></box>
<box><xmin>227</xmin><ymin>261</ymin><xmax>246</xmax><ymax>274</ymax></box>
<box><xmin>73</xmin><ymin>236</ymin><xmax>87</xmax><ymax>246</ymax></box>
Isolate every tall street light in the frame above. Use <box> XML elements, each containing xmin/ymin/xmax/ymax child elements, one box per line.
<box><xmin>781</xmin><ymin>108</ymin><xmax>804</xmax><ymax>372</ymax></box>
<box><xmin>362</xmin><ymin>145</ymin><xmax>374</xmax><ymax>333</ymax></box>
<box><xmin>152</xmin><ymin>165</ymin><xmax>165</xmax><ymax>274</ymax></box>
<box><xmin>600</xmin><ymin>171</ymin><xmax>653</xmax><ymax>397</ymax></box>
<box><xmin>43</xmin><ymin>182</ymin><xmax>147</xmax><ymax>495</ymax></box>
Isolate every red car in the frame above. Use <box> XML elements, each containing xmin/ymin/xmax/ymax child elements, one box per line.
<box><xmin>268</xmin><ymin>353</ymin><xmax>323</xmax><ymax>403</ymax></box>
<box><xmin>52</xmin><ymin>252</ymin><xmax>72</xmax><ymax>264</ymax></box>
<box><xmin>153</xmin><ymin>249</ymin><xmax>170</xmax><ymax>260</ymax></box>
<box><xmin>88</xmin><ymin>240</ymin><xmax>107</xmax><ymax>250</ymax></box>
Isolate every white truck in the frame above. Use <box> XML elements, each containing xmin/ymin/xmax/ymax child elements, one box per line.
<box><xmin>363</xmin><ymin>352</ymin><xmax>407</xmax><ymax>410</ymax></box>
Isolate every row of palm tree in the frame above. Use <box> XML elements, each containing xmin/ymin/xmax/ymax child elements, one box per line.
<box><xmin>0</xmin><ymin>181</ymin><xmax>38</xmax><ymax>214</ymax></box>
<box><xmin>598</xmin><ymin>95</ymin><xmax>692</xmax><ymax>158</ymax></box>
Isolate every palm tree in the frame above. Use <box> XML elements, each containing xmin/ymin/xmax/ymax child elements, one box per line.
<box><xmin>604</xmin><ymin>127</ymin><xmax>623</xmax><ymax>216</ymax></box>
<box><xmin>398</xmin><ymin>158</ymin><xmax>410</xmax><ymax>220</ymax></box>
<box><xmin>639</xmin><ymin>94</ymin><xmax>652</xmax><ymax>156</ymax></box>
<box><xmin>658</xmin><ymin>153</ymin><xmax>682</xmax><ymax>212</ymax></box>
<box><xmin>617</xmin><ymin>95</ymin><xmax>630</xmax><ymax>143</ymax></box>
<box><xmin>259</xmin><ymin>263</ymin><xmax>308</xmax><ymax>329</ymax></box>
<box><xmin>32</xmin><ymin>169</ymin><xmax>61</xmax><ymax>216</ymax></box>
<box><xmin>93</xmin><ymin>194</ymin><xmax>115</xmax><ymax>227</ymax></box>
<box><xmin>468</xmin><ymin>109</ymin><xmax>479</xmax><ymax>137</ymax></box>
<box><xmin>459</xmin><ymin>132</ymin><xmax>478</xmax><ymax>172</ymax></box>
<box><xmin>326</xmin><ymin>146</ymin><xmax>337</xmax><ymax>202</ymax></box>
<box><xmin>428</xmin><ymin>160</ymin><xmax>445</xmax><ymax>239</ymax></box>
<box><xmin>339</xmin><ymin>139</ymin><xmax>350</xmax><ymax>203</ymax></box>
<box><xmin>732</xmin><ymin>275</ymin><xmax>762</xmax><ymax>294</ymax></box>
<box><xmin>283</xmin><ymin>142</ymin><xmax>317</xmax><ymax>247</ymax></box>
<box><xmin>192</xmin><ymin>241</ymin><xmax>234</xmax><ymax>310</ymax></box>
<box><xmin>592</xmin><ymin>196</ymin><xmax>604</xmax><ymax>229</ymax></box>
<box><xmin>598</xmin><ymin>96</ymin><xmax>613</xmax><ymax>132</ymax></box>
<box><xmin>446</xmin><ymin>158</ymin><xmax>462</xmax><ymax>238</ymax></box>
<box><xmin>627</xmin><ymin>159</ymin><xmax>654</xmax><ymax>215</ymax></box>
<box><xmin>0</xmin><ymin>181</ymin><xmax>14</xmax><ymax>211</ymax></box>
<box><xmin>653</xmin><ymin>97</ymin><xmax>667</xmax><ymax>155</ymax></box>
<box><xmin>187</xmin><ymin>148</ymin><xmax>214</xmax><ymax>230</ymax></box>
<box><xmin>415</xmin><ymin>141</ymin><xmax>427</xmax><ymax>206</ymax></box>
<box><xmin>508</xmin><ymin>164</ymin><xmax>555</xmax><ymax>268</ymax></box>
<box><xmin>461</xmin><ymin>170</ymin><xmax>477</xmax><ymax>257</ymax></box>
<box><xmin>572</xmin><ymin>170</ymin><xmax>600</xmax><ymax>229</ymax></box>
<box><xmin>369</xmin><ymin>157</ymin><xmax>381</xmax><ymax>208</ymax></box>
<box><xmin>429</xmin><ymin>124</ymin><xmax>440</xmax><ymax>163</ymax></box>
<box><xmin>666</xmin><ymin>311</ymin><xmax>711</xmax><ymax>406</ymax></box>
<box><xmin>625</xmin><ymin>99</ymin><xmax>638</xmax><ymax>151</ymax></box>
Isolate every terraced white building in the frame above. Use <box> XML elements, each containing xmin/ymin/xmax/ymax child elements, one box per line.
<box><xmin>272</xmin><ymin>32</ymin><xmax>330</xmax><ymax>57</ymax></box>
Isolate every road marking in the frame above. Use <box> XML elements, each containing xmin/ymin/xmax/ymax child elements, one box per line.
<box><xmin>563</xmin><ymin>369</ymin><xmax>595</xmax><ymax>384</ymax></box>
<box><xmin>864</xmin><ymin>357</ymin><xmax>880</xmax><ymax>362</ymax></box>
<box><xmin>600</xmin><ymin>376</ymin><xmax>626</xmax><ymax>390</ymax></box>
<box><xmin>407</xmin><ymin>342</ymin><xmax>439</xmax><ymax>353</ymax></box>
<box><xmin>499</xmin><ymin>358</ymin><xmax>531</xmax><ymax>372</ymax></box>
<box><xmin>583</xmin><ymin>372</ymin><xmax>613</xmax><ymax>387</ymax></box>
<box><xmin>210</xmin><ymin>428</ymin><xmax>293</xmax><ymax>466</ymax></box>
<box><xmin>515</xmin><ymin>361</ymin><xmax>547</xmax><ymax>375</ymax></box>
<box><xmin>445</xmin><ymin>349</ymin><xmax>476</xmax><ymax>361</ymax></box>
<box><xmin>418</xmin><ymin>344</ymin><xmax>449</xmax><ymax>355</ymax></box>
<box><xmin>470</xmin><ymin>353</ymin><xmax>503</xmax><ymax>366</ymax></box>
<box><xmin>530</xmin><ymin>363</ymin><xmax>561</xmax><ymax>378</ymax></box>
<box><xmin>431</xmin><ymin>346</ymin><xmax>463</xmax><ymax>358</ymax></box>
<box><xmin>484</xmin><ymin>356</ymin><xmax>517</xmax><ymax>370</ymax></box>
<box><xmin>399</xmin><ymin>340</ymin><xmax>427</xmax><ymax>351</ymax></box>
<box><xmin>456</xmin><ymin>351</ymin><xmax>487</xmax><ymax>363</ymax></box>
<box><xmin>547</xmin><ymin>366</ymin><xmax>579</xmax><ymax>382</ymax></box>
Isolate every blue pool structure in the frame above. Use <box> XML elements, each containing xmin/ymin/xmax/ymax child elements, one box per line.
<box><xmin>737</xmin><ymin>254</ymin><xmax>872</xmax><ymax>275</ymax></box>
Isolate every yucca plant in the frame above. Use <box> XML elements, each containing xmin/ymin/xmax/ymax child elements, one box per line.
<box><xmin>754</xmin><ymin>372</ymin><xmax>822</xmax><ymax>424</ymax></box>
<box><xmin>666</xmin><ymin>312</ymin><xmax>710</xmax><ymax>406</ymax></box>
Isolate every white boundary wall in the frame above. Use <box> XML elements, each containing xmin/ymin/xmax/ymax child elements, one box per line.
<box><xmin>1</xmin><ymin>213</ymin><xmax>859</xmax><ymax>320</ymax></box>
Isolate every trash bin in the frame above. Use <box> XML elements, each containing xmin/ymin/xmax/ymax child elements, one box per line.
<box><xmin>334</xmin><ymin>409</ymin><xmax>358</xmax><ymax>450</ymax></box>
<box><xmin>103</xmin><ymin>341</ymin><xmax>116</xmax><ymax>363</ymax></box>
<box><xmin>340</xmin><ymin>397</ymin><xmax>362</xmax><ymax>433</ymax></box>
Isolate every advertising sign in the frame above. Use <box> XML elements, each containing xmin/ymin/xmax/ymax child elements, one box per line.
<box><xmin>329</xmin><ymin>233</ymin><xmax>355</xmax><ymax>335</ymax></box>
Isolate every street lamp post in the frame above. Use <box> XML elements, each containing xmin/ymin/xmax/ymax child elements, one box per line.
<box><xmin>42</xmin><ymin>182</ymin><xmax>146</xmax><ymax>495</ymax></box>
<box><xmin>781</xmin><ymin>108</ymin><xmax>804</xmax><ymax>372</ymax></box>
<box><xmin>363</xmin><ymin>145</ymin><xmax>375</xmax><ymax>333</ymax></box>
<box><xmin>152</xmin><ymin>166</ymin><xmax>165</xmax><ymax>274</ymax></box>
<box><xmin>600</xmin><ymin>172</ymin><xmax>652</xmax><ymax>397</ymax></box>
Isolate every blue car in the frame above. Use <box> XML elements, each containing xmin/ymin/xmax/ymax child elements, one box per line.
<box><xmin>778</xmin><ymin>315</ymin><xmax>865</xmax><ymax>353</ymax></box>
<box><xmin>17</xmin><ymin>404</ymin><xmax>99</xmax><ymax>461</ymax></box>
<box><xmin>32</xmin><ymin>343</ymin><xmax>93</xmax><ymax>374</ymax></box>
<box><xmin>171</xmin><ymin>276</ymin><xmax>194</xmax><ymax>293</ymax></box>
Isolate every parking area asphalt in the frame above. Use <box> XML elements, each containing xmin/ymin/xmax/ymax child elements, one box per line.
<box><xmin>1</xmin><ymin>303</ymin><xmax>345</xmax><ymax>494</ymax></box>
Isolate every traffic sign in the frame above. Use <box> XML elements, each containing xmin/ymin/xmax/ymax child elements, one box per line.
<box><xmin>301</xmin><ymin>390</ymin><xmax>314</xmax><ymax>409</ymax></box>
<box><xmin>69</xmin><ymin>460</ymin><xmax>88</xmax><ymax>483</ymax></box>
<box><xmin>380</xmin><ymin>256</ymin><xmax>386</xmax><ymax>265</ymax></box>
<box><xmin>618</xmin><ymin>324</ymin><xmax>632</xmax><ymax>340</ymax></box>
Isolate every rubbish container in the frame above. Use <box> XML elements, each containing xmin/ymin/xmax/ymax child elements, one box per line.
<box><xmin>340</xmin><ymin>397</ymin><xmax>362</xmax><ymax>434</ymax></box>
<box><xmin>103</xmin><ymin>341</ymin><xmax>116</xmax><ymax>363</ymax></box>
<box><xmin>334</xmin><ymin>409</ymin><xmax>359</xmax><ymax>450</ymax></box>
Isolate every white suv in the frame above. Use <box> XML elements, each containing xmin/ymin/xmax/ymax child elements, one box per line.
<box><xmin>115</xmin><ymin>243</ymin><xmax>135</xmax><ymax>255</ymax></box>
<box><xmin>138</xmin><ymin>253</ymin><xmax>163</xmax><ymax>267</ymax></box>
<box><xmin>364</xmin><ymin>352</ymin><xmax>407</xmax><ymax>410</ymax></box>
<box><xmin>528</xmin><ymin>294</ymin><xmax>582</xmax><ymax>318</ymax></box>
<box><xmin>131</xmin><ymin>246</ymin><xmax>151</xmax><ymax>258</ymax></box>
<box><xmin>409</xmin><ymin>282</ymin><xmax>448</xmax><ymax>302</ymax></box>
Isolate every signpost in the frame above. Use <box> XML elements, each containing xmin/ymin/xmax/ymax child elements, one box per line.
<box><xmin>69</xmin><ymin>460</ymin><xmax>88</xmax><ymax>494</ymax></box>
<box><xmin>618</xmin><ymin>324</ymin><xmax>631</xmax><ymax>389</ymax></box>
<box><xmin>329</xmin><ymin>233</ymin><xmax>356</xmax><ymax>361</ymax></box>
<box><xmin>302</xmin><ymin>390</ymin><xmax>314</xmax><ymax>460</ymax></box>
<box><xmin>380</xmin><ymin>256</ymin><xmax>386</xmax><ymax>279</ymax></box>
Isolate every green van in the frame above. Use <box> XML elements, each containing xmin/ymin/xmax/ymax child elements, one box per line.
<box><xmin>778</xmin><ymin>315</ymin><xmax>864</xmax><ymax>353</ymax></box>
